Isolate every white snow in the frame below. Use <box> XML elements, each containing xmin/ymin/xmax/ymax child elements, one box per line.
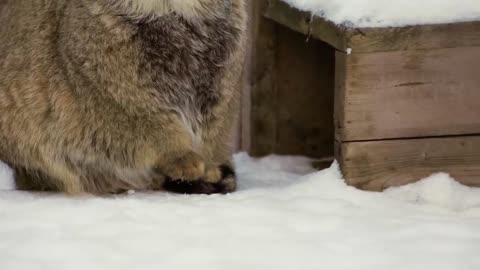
<box><xmin>0</xmin><ymin>161</ymin><xmax>14</xmax><ymax>190</ymax></box>
<box><xmin>1</xmin><ymin>153</ymin><xmax>480</xmax><ymax>270</ymax></box>
<box><xmin>281</xmin><ymin>0</ymin><xmax>480</xmax><ymax>27</ymax></box>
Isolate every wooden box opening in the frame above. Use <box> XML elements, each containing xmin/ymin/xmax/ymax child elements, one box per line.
<box><xmin>250</xmin><ymin>23</ymin><xmax>336</xmax><ymax>161</ymax></box>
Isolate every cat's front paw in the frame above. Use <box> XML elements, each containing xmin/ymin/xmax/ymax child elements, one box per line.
<box><xmin>216</xmin><ymin>164</ymin><xmax>237</xmax><ymax>193</ymax></box>
<box><xmin>160</xmin><ymin>151</ymin><xmax>206</xmax><ymax>181</ymax></box>
<box><xmin>162</xmin><ymin>163</ymin><xmax>236</xmax><ymax>195</ymax></box>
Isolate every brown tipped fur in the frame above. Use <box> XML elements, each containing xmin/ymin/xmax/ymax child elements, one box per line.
<box><xmin>0</xmin><ymin>0</ymin><xmax>247</xmax><ymax>194</ymax></box>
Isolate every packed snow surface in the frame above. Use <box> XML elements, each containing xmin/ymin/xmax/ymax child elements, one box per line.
<box><xmin>281</xmin><ymin>0</ymin><xmax>480</xmax><ymax>27</ymax></box>
<box><xmin>1</xmin><ymin>153</ymin><xmax>480</xmax><ymax>270</ymax></box>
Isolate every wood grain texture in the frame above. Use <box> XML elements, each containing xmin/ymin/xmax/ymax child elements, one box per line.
<box><xmin>337</xmin><ymin>136</ymin><xmax>480</xmax><ymax>191</ymax></box>
<box><xmin>264</xmin><ymin>0</ymin><xmax>347</xmax><ymax>51</ymax></box>
<box><xmin>334</xmin><ymin>51</ymin><xmax>347</xmax><ymax>142</ymax></box>
<box><xmin>348</xmin><ymin>21</ymin><xmax>480</xmax><ymax>53</ymax></box>
<box><xmin>249</xmin><ymin>0</ymin><xmax>278</xmax><ymax>156</ymax></box>
<box><xmin>237</xmin><ymin>0</ymin><xmax>259</xmax><ymax>152</ymax></box>
<box><xmin>336</xmin><ymin>46</ymin><xmax>480</xmax><ymax>142</ymax></box>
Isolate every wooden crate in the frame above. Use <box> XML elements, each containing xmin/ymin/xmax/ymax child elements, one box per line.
<box><xmin>254</xmin><ymin>0</ymin><xmax>480</xmax><ymax>190</ymax></box>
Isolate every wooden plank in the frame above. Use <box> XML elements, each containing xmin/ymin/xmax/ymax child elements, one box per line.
<box><xmin>264</xmin><ymin>0</ymin><xmax>347</xmax><ymax>51</ymax></box>
<box><xmin>334</xmin><ymin>51</ymin><xmax>347</xmax><ymax>142</ymax></box>
<box><xmin>249</xmin><ymin>0</ymin><xmax>278</xmax><ymax>156</ymax></box>
<box><xmin>336</xmin><ymin>46</ymin><xmax>480</xmax><ymax>142</ymax></box>
<box><xmin>274</xmin><ymin>25</ymin><xmax>335</xmax><ymax>158</ymax></box>
<box><xmin>237</xmin><ymin>0</ymin><xmax>257</xmax><ymax>152</ymax></box>
<box><xmin>337</xmin><ymin>136</ymin><xmax>480</xmax><ymax>191</ymax></box>
<box><xmin>348</xmin><ymin>21</ymin><xmax>480</xmax><ymax>53</ymax></box>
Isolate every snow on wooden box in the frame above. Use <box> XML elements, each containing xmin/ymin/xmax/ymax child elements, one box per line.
<box><xmin>260</xmin><ymin>0</ymin><xmax>480</xmax><ymax>190</ymax></box>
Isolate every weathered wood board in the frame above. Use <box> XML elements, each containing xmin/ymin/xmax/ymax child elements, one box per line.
<box><xmin>249</xmin><ymin>0</ymin><xmax>278</xmax><ymax>155</ymax></box>
<box><xmin>336</xmin><ymin>46</ymin><xmax>480</xmax><ymax>142</ymax></box>
<box><xmin>336</xmin><ymin>136</ymin><xmax>480</xmax><ymax>191</ymax></box>
<box><xmin>348</xmin><ymin>21</ymin><xmax>480</xmax><ymax>53</ymax></box>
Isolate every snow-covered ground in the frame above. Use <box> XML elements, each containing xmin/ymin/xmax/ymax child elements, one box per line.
<box><xmin>1</xmin><ymin>153</ymin><xmax>480</xmax><ymax>270</ymax></box>
<box><xmin>281</xmin><ymin>0</ymin><xmax>480</xmax><ymax>27</ymax></box>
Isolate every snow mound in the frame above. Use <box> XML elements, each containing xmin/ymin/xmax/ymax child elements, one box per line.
<box><xmin>281</xmin><ymin>0</ymin><xmax>480</xmax><ymax>27</ymax></box>
<box><xmin>0</xmin><ymin>154</ymin><xmax>480</xmax><ymax>270</ymax></box>
<box><xmin>385</xmin><ymin>173</ymin><xmax>480</xmax><ymax>211</ymax></box>
<box><xmin>0</xmin><ymin>162</ymin><xmax>14</xmax><ymax>190</ymax></box>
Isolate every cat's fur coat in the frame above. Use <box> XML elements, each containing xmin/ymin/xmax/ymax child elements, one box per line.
<box><xmin>0</xmin><ymin>0</ymin><xmax>247</xmax><ymax>194</ymax></box>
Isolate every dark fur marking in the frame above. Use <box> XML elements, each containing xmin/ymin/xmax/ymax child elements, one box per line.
<box><xmin>163</xmin><ymin>180</ymin><xmax>233</xmax><ymax>195</ymax></box>
<box><xmin>219</xmin><ymin>163</ymin><xmax>235</xmax><ymax>179</ymax></box>
<box><xmin>163</xmin><ymin>177</ymin><xmax>216</xmax><ymax>195</ymax></box>
<box><xmin>163</xmin><ymin>164</ymin><xmax>236</xmax><ymax>195</ymax></box>
<box><xmin>134</xmin><ymin>14</ymin><xmax>240</xmax><ymax>115</ymax></box>
<box><xmin>13</xmin><ymin>165</ymin><xmax>59</xmax><ymax>192</ymax></box>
